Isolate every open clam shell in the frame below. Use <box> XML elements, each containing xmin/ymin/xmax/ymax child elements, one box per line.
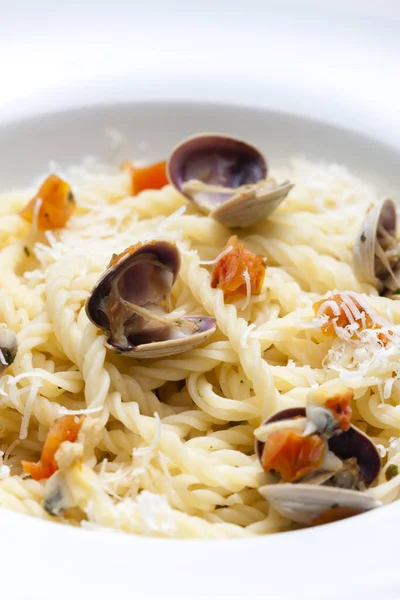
<box><xmin>167</xmin><ymin>133</ymin><xmax>293</xmax><ymax>228</ymax></box>
<box><xmin>107</xmin><ymin>315</ymin><xmax>216</xmax><ymax>358</ymax></box>
<box><xmin>353</xmin><ymin>198</ymin><xmax>400</xmax><ymax>292</ymax></box>
<box><xmin>255</xmin><ymin>406</ymin><xmax>381</xmax><ymax>525</ymax></box>
<box><xmin>259</xmin><ymin>483</ymin><xmax>382</xmax><ymax>526</ymax></box>
<box><xmin>0</xmin><ymin>326</ymin><xmax>18</xmax><ymax>374</ymax></box>
<box><xmin>255</xmin><ymin>407</ymin><xmax>381</xmax><ymax>487</ymax></box>
<box><xmin>86</xmin><ymin>241</ymin><xmax>216</xmax><ymax>359</ymax></box>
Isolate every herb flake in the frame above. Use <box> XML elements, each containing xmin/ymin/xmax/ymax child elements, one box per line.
<box><xmin>360</xmin><ymin>232</ymin><xmax>367</xmax><ymax>243</ymax></box>
<box><xmin>23</xmin><ymin>246</ymin><xmax>30</xmax><ymax>257</ymax></box>
<box><xmin>385</xmin><ymin>464</ymin><xmax>399</xmax><ymax>481</ymax></box>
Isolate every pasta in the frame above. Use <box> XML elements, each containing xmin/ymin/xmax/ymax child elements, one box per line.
<box><xmin>0</xmin><ymin>153</ymin><xmax>399</xmax><ymax>539</ymax></box>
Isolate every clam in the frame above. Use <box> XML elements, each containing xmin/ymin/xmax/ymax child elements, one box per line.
<box><xmin>0</xmin><ymin>326</ymin><xmax>18</xmax><ymax>374</ymax></box>
<box><xmin>255</xmin><ymin>407</ymin><xmax>382</xmax><ymax>526</ymax></box>
<box><xmin>85</xmin><ymin>241</ymin><xmax>216</xmax><ymax>359</ymax></box>
<box><xmin>353</xmin><ymin>198</ymin><xmax>400</xmax><ymax>294</ymax></box>
<box><xmin>167</xmin><ymin>134</ymin><xmax>294</xmax><ymax>228</ymax></box>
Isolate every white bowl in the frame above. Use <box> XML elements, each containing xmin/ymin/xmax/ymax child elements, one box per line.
<box><xmin>1</xmin><ymin>100</ymin><xmax>400</xmax><ymax>599</ymax></box>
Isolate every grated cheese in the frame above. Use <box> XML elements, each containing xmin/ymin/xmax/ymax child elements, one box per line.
<box><xmin>31</xmin><ymin>197</ymin><xmax>43</xmax><ymax>234</ymax></box>
<box><xmin>376</xmin><ymin>444</ymin><xmax>387</xmax><ymax>458</ymax></box>
<box><xmin>157</xmin><ymin>205</ymin><xmax>186</xmax><ymax>231</ymax></box>
<box><xmin>58</xmin><ymin>405</ymin><xmax>103</xmax><ymax>417</ymax></box>
<box><xmin>19</xmin><ymin>379</ymin><xmax>41</xmax><ymax>440</ymax></box>
<box><xmin>199</xmin><ymin>245</ymin><xmax>233</xmax><ymax>266</ymax></box>
<box><xmin>136</xmin><ymin>491</ymin><xmax>176</xmax><ymax>537</ymax></box>
<box><xmin>383</xmin><ymin>377</ymin><xmax>394</xmax><ymax>400</ymax></box>
<box><xmin>241</xmin><ymin>268</ymin><xmax>251</xmax><ymax>311</ymax></box>
<box><xmin>316</xmin><ymin>300</ymin><xmax>341</xmax><ymax>318</ymax></box>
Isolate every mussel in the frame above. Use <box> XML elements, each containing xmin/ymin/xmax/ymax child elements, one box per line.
<box><xmin>85</xmin><ymin>241</ymin><xmax>216</xmax><ymax>358</ymax></box>
<box><xmin>255</xmin><ymin>406</ymin><xmax>382</xmax><ymax>526</ymax></box>
<box><xmin>167</xmin><ymin>134</ymin><xmax>293</xmax><ymax>228</ymax></box>
<box><xmin>353</xmin><ymin>198</ymin><xmax>400</xmax><ymax>294</ymax></box>
<box><xmin>0</xmin><ymin>326</ymin><xmax>18</xmax><ymax>374</ymax></box>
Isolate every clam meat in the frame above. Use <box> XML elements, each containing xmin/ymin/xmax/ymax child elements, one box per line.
<box><xmin>85</xmin><ymin>241</ymin><xmax>216</xmax><ymax>359</ymax></box>
<box><xmin>353</xmin><ymin>198</ymin><xmax>400</xmax><ymax>294</ymax></box>
<box><xmin>255</xmin><ymin>402</ymin><xmax>382</xmax><ymax>526</ymax></box>
<box><xmin>167</xmin><ymin>133</ymin><xmax>293</xmax><ymax>228</ymax></box>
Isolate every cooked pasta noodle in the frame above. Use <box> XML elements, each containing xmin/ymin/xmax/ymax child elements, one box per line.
<box><xmin>0</xmin><ymin>157</ymin><xmax>399</xmax><ymax>538</ymax></box>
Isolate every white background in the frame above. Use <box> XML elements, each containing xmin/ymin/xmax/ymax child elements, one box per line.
<box><xmin>0</xmin><ymin>0</ymin><xmax>400</xmax><ymax>145</ymax></box>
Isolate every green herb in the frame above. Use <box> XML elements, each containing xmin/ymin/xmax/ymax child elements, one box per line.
<box><xmin>67</xmin><ymin>191</ymin><xmax>76</xmax><ymax>204</ymax></box>
<box><xmin>360</xmin><ymin>232</ymin><xmax>367</xmax><ymax>243</ymax></box>
<box><xmin>114</xmin><ymin>350</ymin><xmax>122</xmax><ymax>355</ymax></box>
<box><xmin>385</xmin><ymin>464</ymin><xmax>399</xmax><ymax>481</ymax></box>
<box><xmin>23</xmin><ymin>246</ymin><xmax>30</xmax><ymax>257</ymax></box>
<box><xmin>393</xmin><ymin>288</ymin><xmax>400</xmax><ymax>295</ymax></box>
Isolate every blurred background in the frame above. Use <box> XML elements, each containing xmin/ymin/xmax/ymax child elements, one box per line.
<box><xmin>1</xmin><ymin>1</ymin><xmax>399</xmax><ymax>140</ymax></box>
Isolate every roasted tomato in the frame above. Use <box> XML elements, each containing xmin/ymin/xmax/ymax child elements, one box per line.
<box><xmin>20</xmin><ymin>174</ymin><xmax>75</xmax><ymax>230</ymax></box>
<box><xmin>313</xmin><ymin>292</ymin><xmax>391</xmax><ymax>345</ymax></box>
<box><xmin>313</xmin><ymin>293</ymin><xmax>374</xmax><ymax>337</ymax></box>
<box><xmin>211</xmin><ymin>236</ymin><xmax>266</xmax><ymax>299</ymax></box>
<box><xmin>122</xmin><ymin>160</ymin><xmax>169</xmax><ymax>195</ymax></box>
<box><xmin>22</xmin><ymin>415</ymin><xmax>84</xmax><ymax>481</ymax></box>
<box><xmin>261</xmin><ymin>429</ymin><xmax>325</xmax><ymax>482</ymax></box>
<box><xmin>325</xmin><ymin>391</ymin><xmax>353</xmax><ymax>432</ymax></box>
<box><xmin>313</xmin><ymin>506</ymin><xmax>365</xmax><ymax>526</ymax></box>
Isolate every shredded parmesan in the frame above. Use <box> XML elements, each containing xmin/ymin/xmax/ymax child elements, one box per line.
<box><xmin>199</xmin><ymin>245</ymin><xmax>233</xmax><ymax>266</ymax></box>
<box><xmin>58</xmin><ymin>405</ymin><xmax>103</xmax><ymax>417</ymax></box>
<box><xmin>157</xmin><ymin>205</ymin><xmax>186</xmax><ymax>231</ymax></box>
<box><xmin>241</xmin><ymin>269</ymin><xmax>251</xmax><ymax>311</ymax></box>
<box><xmin>384</xmin><ymin>377</ymin><xmax>395</xmax><ymax>401</ymax></box>
<box><xmin>19</xmin><ymin>380</ymin><xmax>41</xmax><ymax>440</ymax></box>
<box><xmin>136</xmin><ymin>491</ymin><xmax>176</xmax><ymax>537</ymax></box>
<box><xmin>31</xmin><ymin>197</ymin><xmax>43</xmax><ymax>234</ymax></box>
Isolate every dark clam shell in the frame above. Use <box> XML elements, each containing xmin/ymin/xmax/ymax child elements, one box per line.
<box><xmin>85</xmin><ymin>240</ymin><xmax>217</xmax><ymax>358</ymax></box>
<box><xmin>86</xmin><ymin>241</ymin><xmax>180</xmax><ymax>333</ymax></box>
<box><xmin>255</xmin><ymin>407</ymin><xmax>381</xmax><ymax>488</ymax></box>
<box><xmin>0</xmin><ymin>327</ymin><xmax>18</xmax><ymax>373</ymax></box>
<box><xmin>167</xmin><ymin>134</ymin><xmax>267</xmax><ymax>210</ymax></box>
<box><xmin>353</xmin><ymin>198</ymin><xmax>399</xmax><ymax>292</ymax></box>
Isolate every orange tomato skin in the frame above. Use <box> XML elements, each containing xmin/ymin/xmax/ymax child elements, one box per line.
<box><xmin>22</xmin><ymin>415</ymin><xmax>84</xmax><ymax>481</ymax></box>
<box><xmin>313</xmin><ymin>292</ymin><xmax>391</xmax><ymax>345</ymax></box>
<box><xmin>313</xmin><ymin>293</ymin><xmax>374</xmax><ymax>337</ymax></box>
<box><xmin>261</xmin><ymin>429</ymin><xmax>325</xmax><ymax>482</ymax></box>
<box><xmin>325</xmin><ymin>391</ymin><xmax>353</xmax><ymax>431</ymax></box>
<box><xmin>108</xmin><ymin>242</ymin><xmax>142</xmax><ymax>268</ymax></box>
<box><xmin>211</xmin><ymin>236</ymin><xmax>266</xmax><ymax>299</ymax></box>
<box><xmin>122</xmin><ymin>161</ymin><xmax>169</xmax><ymax>194</ymax></box>
<box><xmin>20</xmin><ymin>174</ymin><xmax>75</xmax><ymax>230</ymax></box>
<box><xmin>313</xmin><ymin>506</ymin><xmax>364</xmax><ymax>525</ymax></box>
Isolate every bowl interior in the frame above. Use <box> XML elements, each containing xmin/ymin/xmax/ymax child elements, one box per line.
<box><xmin>2</xmin><ymin>101</ymin><xmax>400</xmax><ymax>199</ymax></box>
<box><xmin>1</xmin><ymin>100</ymin><xmax>400</xmax><ymax>598</ymax></box>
